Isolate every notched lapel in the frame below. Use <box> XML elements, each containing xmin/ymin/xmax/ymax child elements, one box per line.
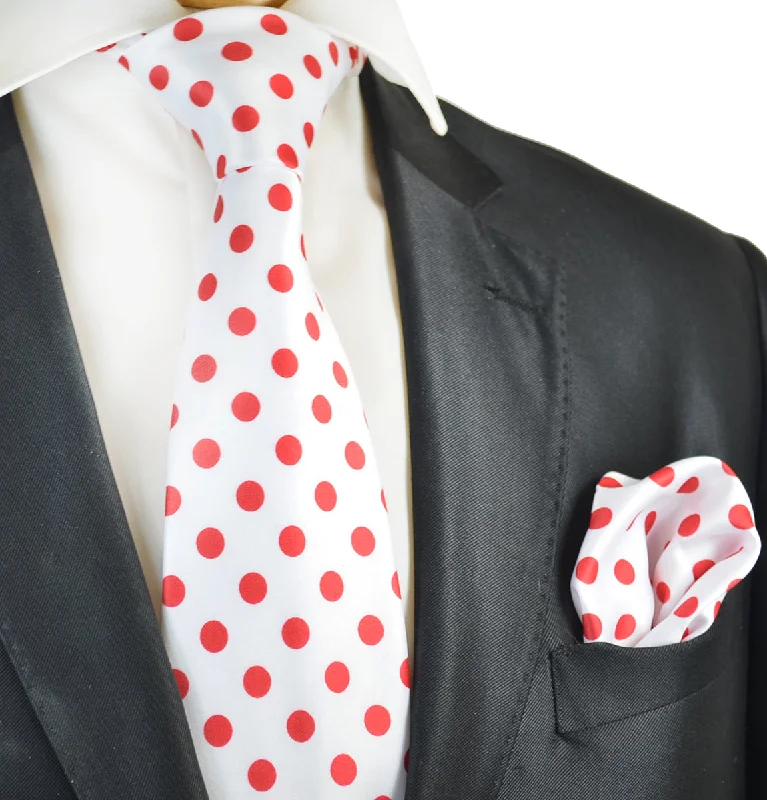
<box><xmin>361</xmin><ymin>66</ymin><xmax>570</xmax><ymax>800</ymax></box>
<box><xmin>0</xmin><ymin>94</ymin><xmax>207</xmax><ymax>800</ymax></box>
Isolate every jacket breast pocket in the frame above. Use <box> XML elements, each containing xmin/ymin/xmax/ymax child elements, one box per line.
<box><xmin>548</xmin><ymin>591</ymin><xmax>748</xmax><ymax>799</ymax></box>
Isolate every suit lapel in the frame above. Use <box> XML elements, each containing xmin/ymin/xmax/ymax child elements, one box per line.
<box><xmin>0</xmin><ymin>94</ymin><xmax>207</xmax><ymax>800</ymax></box>
<box><xmin>360</xmin><ymin>65</ymin><xmax>570</xmax><ymax>799</ymax></box>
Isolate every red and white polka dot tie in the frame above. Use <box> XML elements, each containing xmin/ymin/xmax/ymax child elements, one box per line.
<box><xmin>104</xmin><ymin>8</ymin><xmax>410</xmax><ymax>798</ymax></box>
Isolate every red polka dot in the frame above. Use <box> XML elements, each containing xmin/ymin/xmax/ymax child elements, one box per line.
<box><xmin>589</xmin><ymin>507</ymin><xmax>613</xmax><ymax>529</ymax></box>
<box><xmin>381</xmin><ymin>489</ymin><xmax>388</xmax><ymax>511</ymax></box>
<box><xmin>677</xmin><ymin>477</ymin><xmax>699</xmax><ymax>493</ymax></box>
<box><xmin>365</xmin><ymin>705</ymin><xmax>391</xmax><ymax>736</ymax></box>
<box><xmin>165</xmin><ymin>486</ymin><xmax>181</xmax><ymax>516</ymax></box>
<box><xmin>228</xmin><ymin>307</ymin><xmax>256</xmax><ymax>336</ymax></box>
<box><xmin>118</xmin><ymin>55</ymin><xmax>130</xmax><ymax>70</ymax></box>
<box><xmin>325</xmin><ymin>661</ymin><xmax>350</xmax><ymax>693</ymax></box>
<box><xmin>243</xmin><ymin>666</ymin><xmax>271</xmax><ymax>698</ymax></box>
<box><xmin>575</xmin><ymin>556</ymin><xmax>598</xmax><ymax>584</ymax></box>
<box><xmin>729</xmin><ymin>504</ymin><xmax>754</xmax><ymax>529</ymax></box>
<box><xmin>191</xmin><ymin>129</ymin><xmax>204</xmax><ymax>149</ymax></box>
<box><xmin>222</xmin><ymin>41</ymin><xmax>253</xmax><ymax>61</ymax></box>
<box><xmin>261</xmin><ymin>13</ymin><xmax>288</xmax><ymax>34</ymax></box>
<box><xmin>681</xmin><ymin>627</ymin><xmax>691</xmax><ymax>641</ymax></box>
<box><xmin>656</xmin><ymin>581</ymin><xmax>671</xmax><ymax>603</ymax></box>
<box><xmin>304</xmin><ymin>55</ymin><xmax>322</xmax><ymax>78</ymax></box>
<box><xmin>275</xmin><ymin>435</ymin><xmax>302</xmax><ymax>465</ymax></box>
<box><xmin>650</xmin><ymin>465</ymin><xmax>675</xmax><ymax>487</ymax></box>
<box><xmin>320</xmin><ymin>571</ymin><xmax>344</xmax><ymax>601</ymax></box>
<box><xmin>329</xmin><ymin>41</ymin><xmax>339</xmax><ymax>65</ymax></box>
<box><xmin>272</xmin><ymin>348</ymin><xmax>298</xmax><ymax>378</ymax></box>
<box><xmin>615</xmin><ymin>614</ymin><xmax>637</xmax><ymax>640</ymax></box>
<box><xmin>349</xmin><ymin>45</ymin><xmax>360</xmax><ymax>64</ymax></box>
<box><xmin>303</xmin><ymin>237</ymin><xmax>309</xmax><ymax>262</ymax></box>
<box><xmin>645</xmin><ymin>510</ymin><xmax>657</xmax><ymax>534</ymax></box>
<box><xmin>392</xmin><ymin>571</ymin><xmax>402</xmax><ymax>598</ymax></box>
<box><xmin>287</xmin><ymin>710</ymin><xmax>315</xmax><ymax>742</ymax></box>
<box><xmin>598</xmin><ymin>476</ymin><xmax>622</xmax><ymax>488</ymax></box>
<box><xmin>173</xmin><ymin>668</ymin><xmax>189</xmax><ymax>699</ymax></box>
<box><xmin>170</xmin><ymin>404</ymin><xmax>179</xmax><ymax>429</ymax></box>
<box><xmin>305</xmin><ymin>312</ymin><xmax>320</xmax><ymax>340</ymax></box>
<box><xmin>404</xmin><ymin>749</ymin><xmax>409</xmax><ymax>771</ymax></box>
<box><xmin>230</xmin><ymin>224</ymin><xmax>254</xmax><ymax>253</ymax></box>
<box><xmin>189</xmin><ymin>80</ymin><xmax>213</xmax><ymax>107</ymax></box>
<box><xmin>237</xmin><ymin>481</ymin><xmax>265</xmax><ymax>511</ymax></box>
<box><xmin>239</xmin><ymin>572</ymin><xmax>267</xmax><ymax>604</ymax></box>
<box><xmin>191</xmin><ymin>354</ymin><xmax>217</xmax><ymax>382</ymax></box>
<box><xmin>236</xmin><ymin>166</ymin><xmax>251</xmax><ymax>174</ymax></box>
<box><xmin>714</xmin><ymin>600</ymin><xmax>722</xmax><ymax>618</ymax></box>
<box><xmin>232</xmin><ymin>392</ymin><xmax>260</xmax><ymax>421</ymax></box>
<box><xmin>331</xmin><ymin>755</ymin><xmax>357</xmax><ymax>786</ymax></box>
<box><xmin>213</xmin><ymin>196</ymin><xmax>224</xmax><ymax>223</ymax></box>
<box><xmin>216</xmin><ymin>154</ymin><xmax>226</xmax><ymax>179</ymax></box>
<box><xmin>312</xmin><ymin>395</ymin><xmax>332</xmax><ymax>423</ymax></box>
<box><xmin>268</xmin><ymin>263</ymin><xmax>293</xmax><ymax>292</ymax></box>
<box><xmin>352</xmin><ymin>526</ymin><xmax>375</xmax><ymax>556</ymax></box>
<box><xmin>174</xmin><ymin>18</ymin><xmax>203</xmax><ymax>41</ymax></box>
<box><xmin>722</xmin><ymin>460</ymin><xmax>736</xmax><ymax>476</ymax></box>
<box><xmin>279</xmin><ymin>525</ymin><xmax>305</xmax><ymax>557</ymax></box>
<box><xmin>204</xmin><ymin>715</ymin><xmax>233</xmax><ymax>747</ymax></box>
<box><xmin>232</xmin><ymin>105</ymin><xmax>259</xmax><ymax>132</ymax></box>
<box><xmin>248</xmin><ymin>760</ymin><xmax>277</xmax><ymax>792</ymax></box>
<box><xmin>304</xmin><ymin>121</ymin><xmax>315</xmax><ymax>147</ymax></box>
<box><xmin>678</xmin><ymin>514</ymin><xmax>701</xmax><ymax>537</ymax></box>
<box><xmin>200</xmin><ymin>621</ymin><xmax>228</xmax><ymax>653</ymax></box>
<box><xmin>282</xmin><ymin>617</ymin><xmax>310</xmax><ymax>649</ymax></box>
<box><xmin>277</xmin><ymin>143</ymin><xmax>298</xmax><ymax>169</ymax></box>
<box><xmin>333</xmin><ymin>361</ymin><xmax>348</xmax><ymax>387</ymax></box>
<box><xmin>344</xmin><ymin>441</ymin><xmax>365</xmax><ymax>470</ymax></box>
<box><xmin>728</xmin><ymin>578</ymin><xmax>742</xmax><ymax>591</ymax></box>
<box><xmin>693</xmin><ymin>559</ymin><xmax>716</xmax><ymax>580</ymax></box>
<box><xmin>674</xmin><ymin>596</ymin><xmax>699</xmax><ymax>617</ymax></box>
<box><xmin>582</xmin><ymin>613</ymin><xmax>602</xmax><ymax>641</ymax></box>
<box><xmin>149</xmin><ymin>65</ymin><xmax>169</xmax><ymax>90</ymax></box>
<box><xmin>197</xmin><ymin>527</ymin><xmax>225</xmax><ymax>559</ymax></box>
<box><xmin>97</xmin><ymin>43</ymin><xmax>116</xmax><ymax>52</ymax></box>
<box><xmin>358</xmin><ymin>615</ymin><xmax>384</xmax><ymax>645</ymax></box>
<box><xmin>400</xmin><ymin>658</ymin><xmax>410</xmax><ymax>688</ymax></box>
<box><xmin>192</xmin><ymin>438</ymin><xmax>220</xmax><ymax>469</ymax></box>
<box><xmin>162</xmin><ymin>575</ymin><xmax>185</xmax><ymax>607</ymax></box>
<box><xmin>268</xmin><ymin>183</ymin><xmax>293</xmax><ymax>211</ymax></box>
<box><xmin>315</xmin><ymin>481</ymin><xmax>337</xmax><ymax>511</ymax></box>
<box><xmin>627</xmin><ymin>512</ymin><xmax>640</xmax><ymax>530</ymax></box>
<box><xmin>270</xmin><ymin>73</ymin><xmax>294</xmax><ymax>99</ymax></box>
<box><xmin>614</xmin><ymin>559</ymin><xmax>635</xmax><ymax>585</ymax></box>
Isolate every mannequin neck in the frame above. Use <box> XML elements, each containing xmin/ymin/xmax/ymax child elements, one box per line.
<box><xmin>178</xmin><ymin>1</ymin><xmax>288</xmax><ymax>8</ymax></box>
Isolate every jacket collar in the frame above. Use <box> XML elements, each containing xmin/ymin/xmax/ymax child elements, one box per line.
<box><xmin>0</xmin><ymin>0</ymin><xmax>447</xmax><ymax>135</ymax></box>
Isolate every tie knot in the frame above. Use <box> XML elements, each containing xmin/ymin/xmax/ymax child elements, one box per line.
<box><xmin>109</xmin><ymin>8</ymin><xmax>363</xmax><ymax>179</ymax></box>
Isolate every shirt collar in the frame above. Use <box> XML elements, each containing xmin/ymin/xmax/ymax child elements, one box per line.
<box><xmin>0</xmin><ymin>0</ymin><xmax>447</xmax><ymax>135</ymax></box>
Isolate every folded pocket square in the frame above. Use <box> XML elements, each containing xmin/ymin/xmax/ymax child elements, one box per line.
<box><xmin>571</xmin><ymin>456</ymin><xmax>761</xmax><ymax>647</ymax></box>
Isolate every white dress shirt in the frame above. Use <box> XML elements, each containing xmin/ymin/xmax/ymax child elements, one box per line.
<box><xmin>1</xmin><ymin>0</ymin><xmax>447</xmax><ymax>659</ymax></box>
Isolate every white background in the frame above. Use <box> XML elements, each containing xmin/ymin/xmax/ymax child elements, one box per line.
<box><xmin>400</xmin><ymin>0</ymin><xmax>767</xmax><ymax>254</ymax></box>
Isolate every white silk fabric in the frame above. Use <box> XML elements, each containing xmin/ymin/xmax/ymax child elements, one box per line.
<box><xmin>572</xmin><ymin>456</ymin><xmax>760</xmax><ymax>647</ymax></box>
<box><xmin>105</xmin><ymin>8</ymin><xmax>410</xmax><ymax>799</ymax></box>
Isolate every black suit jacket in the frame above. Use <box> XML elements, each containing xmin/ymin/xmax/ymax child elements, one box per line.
<box><xmin>1</xmin><ymin>62</ymin><xmax>766</xmax><ymax>800</ymax></box>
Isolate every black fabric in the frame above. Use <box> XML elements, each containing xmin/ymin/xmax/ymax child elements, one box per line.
<box><xmin>0</xmin><ymin>92</ymin><xmax>208</xmax><ymax>800</ymax></box>
<box><xmin>360</xmin><ymin>64</ymin><xmax>764</xmax><ymax>800</ymax></box>
<box><xmin>737</xmin><ymin>234</ymin><xmax>767</xmax><ymax>795</ymax></box>
<box><xmin>1</xmin><ymin>56</ymin><xmax>766</xmax><ymax>799</ymax></box>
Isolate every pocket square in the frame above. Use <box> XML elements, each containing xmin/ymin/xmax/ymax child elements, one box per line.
<box><xmin>571</xmin><ymin>456</ymin><xmax>761</xmax><ymax>647</ymax></box>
